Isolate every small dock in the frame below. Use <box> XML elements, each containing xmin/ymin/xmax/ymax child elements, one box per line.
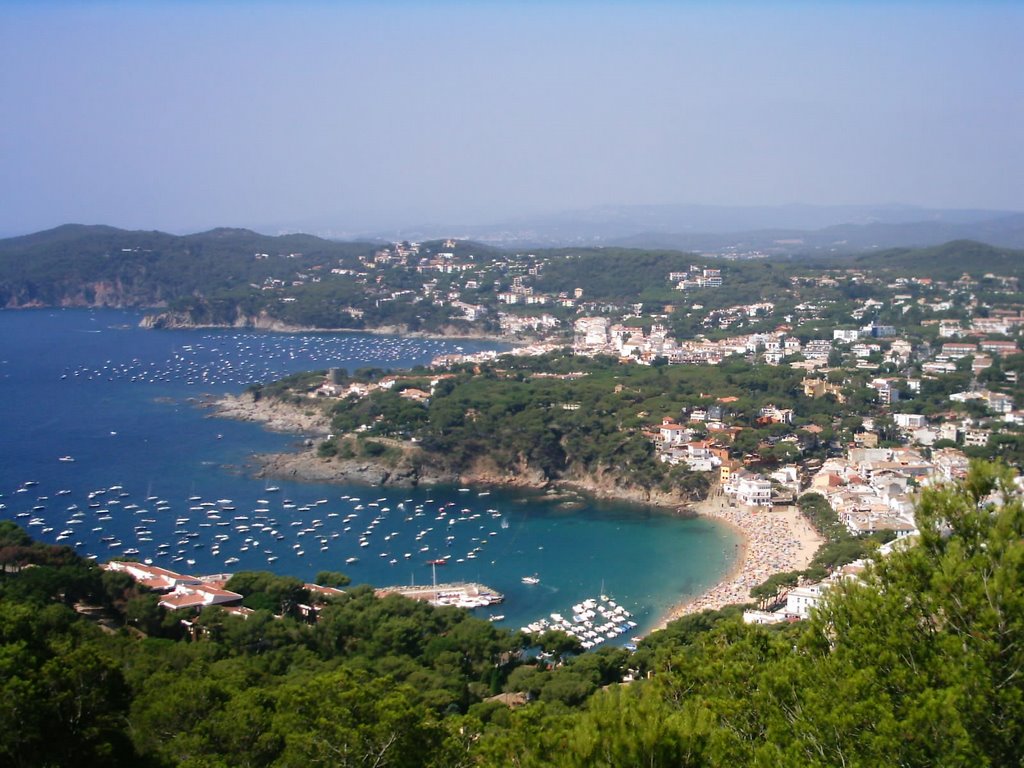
<box><xmin>376</xmin><ymin>582</ymin><xmax>504</xmax><ymax>608</ymax></box>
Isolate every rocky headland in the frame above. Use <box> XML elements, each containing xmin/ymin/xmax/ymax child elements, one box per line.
<box><xmin>206</xmin><ymin>391</ymin><xmax>697</xmax><ymax>507</ymax></box>
<box><xmin>204</xmin><ymin>391</ymin><xmax>333</xmax><ymax>434</ymax></box>
<box><xmin>140</xmin><ymin>310</ymin><xmax>514</xmax><ymax>343</ymax></box>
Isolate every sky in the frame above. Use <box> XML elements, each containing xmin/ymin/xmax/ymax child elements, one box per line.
<box><xmin>1</xmin><ymin>1</ymin><xmax>1022</xmax><ymax>236</ymax></box>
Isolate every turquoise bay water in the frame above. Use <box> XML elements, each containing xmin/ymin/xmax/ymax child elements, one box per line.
<box><xmin>0</xmin><ymin>309</ymin><xmax>738</xmax><ymax>636</ymax></box>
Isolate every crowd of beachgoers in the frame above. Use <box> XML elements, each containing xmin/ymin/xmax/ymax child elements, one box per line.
<box><xmin>657</xmin><ymin>492</ymin><xmax>823</xmax><ymax>627</ymax></box>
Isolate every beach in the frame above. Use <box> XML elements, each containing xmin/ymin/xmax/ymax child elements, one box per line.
<box><xmin>654</xmin><ymin>491</ymin><xmax>823</xmax><ymax>628</ymax></box>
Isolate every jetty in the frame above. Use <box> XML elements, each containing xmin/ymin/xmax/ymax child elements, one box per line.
<box><xmin>375</xmin><ymin>582</ymin><xmax>504</xmax><ymax>608</ymax></box>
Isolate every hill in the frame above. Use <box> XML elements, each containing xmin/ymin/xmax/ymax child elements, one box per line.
<box><xmin>846</xmin><ymin>239</ymin><xmax>1024</xmax><ymax>279</ymax></box>
<box><xmin>0</xmin><ymin>224</ymin><xmax>378</xmax><ymax>309</ymax></box>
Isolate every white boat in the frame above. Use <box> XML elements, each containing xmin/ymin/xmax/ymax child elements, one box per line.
<box><xmin>521</xmin><ymin>575</ymin><xmax>540</xmax><ymax>585</ymax></box>
<box><xmin>58</xmin><ymin>456</ymin><xmax>75</xmax><ymax>462</ymax></box>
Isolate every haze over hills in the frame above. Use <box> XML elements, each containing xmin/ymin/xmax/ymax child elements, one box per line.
<box><xmin>6</xmin><ymin>205</ymin><xmax>1022</xmax><ymax>255</ymax></box>
<box><xmin>331</xmin><ymin>204</ymin><xmax>1024</xmax><ymax>253</ymax></box>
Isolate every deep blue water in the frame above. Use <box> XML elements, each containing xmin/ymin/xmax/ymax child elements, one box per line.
<box><xmin>0</xmin><ymin>309</ymin><xmax>738</xmax><ymax>637</ymax></box>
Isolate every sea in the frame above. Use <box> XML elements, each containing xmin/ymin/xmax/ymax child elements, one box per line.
<box><xmin>0</xmin><ymin>308</ymin><xmax>739</xmax><ymax>639</ymax></box>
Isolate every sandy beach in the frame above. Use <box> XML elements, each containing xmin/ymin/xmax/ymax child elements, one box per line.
<box><xmin>654</xmin><ymin>491</ymin><xmax>824</xmax><ymax>629</ymax></box>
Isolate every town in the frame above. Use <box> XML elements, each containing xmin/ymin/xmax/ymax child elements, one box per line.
<box><xmin>268</xmin><ymin>245</ymin><xmax>1024</xmax><ymax>631</ymax></box>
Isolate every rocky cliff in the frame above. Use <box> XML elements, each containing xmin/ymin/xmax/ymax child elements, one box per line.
<box><xmin>140</xmin><ymin>310</ymin><xmax>317</xmax><ymax>332</ymax></box>
<box><xmin>205</xmin><ymin>392</ymin><xmax>332</xmax><ymax>434</ymax></box>
<box><xmin>3</xmin><ymin>279</ymin><xmax>167</xmax><ymax>309</ymax></box>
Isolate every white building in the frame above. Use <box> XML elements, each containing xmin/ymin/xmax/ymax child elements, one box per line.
<box><xmin>785</xmin><ymin>582</ymin><xmax>831</xmax><ymax>619</ymax></box>
<box><xmin>725</xmin><ymin>470</ymin><xmax>773</xmax><ymax>507</ymax></box>
<box><xmin>104</xmin><ymin>561</ymin><xmax>243</xmax><ymax>611</ymax></box>
<box><xmin>833</xmin><ymin>328</ymin><xmax>864</xmax><ymax>342</ymax></box>
<box><xmin>573</xmin><ymin>317</ymin><xmax>610</xmax><ymax>350</ymax></box>
<box><xmin>893</xmin><ymin>413</ymin><xmax>927</xmax><ymax>430</ymax></box>
<box><xmin>658</xmin><ymin>419</ymin><xmax>691</xmax><ymax>446</ymax></box>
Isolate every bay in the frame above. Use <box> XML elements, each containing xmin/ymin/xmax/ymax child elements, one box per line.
<box><xmin>0</xmin><ymin>308</ymin><xmax>739</xmax><ymax>637</ymax></box>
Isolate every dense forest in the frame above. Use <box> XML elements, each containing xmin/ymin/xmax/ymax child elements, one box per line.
<box><xmin>845</xmin><ymin>239</ymin><xmax>1024</xmax><ymax>279</ymax></box>
<box><xmin>297</xmin><ymin>351</ymin><xmax>834</xmax><ymax>497</ymax></box>
<box><xmin>2</xmin><ymin>463</ymin><xmax>1022</xmax><ymax>766</ymax></box>
<box><xmin>266</xmin><ymin>343</ymin><xmax>1024</xmax><ymax>498</ymax></box>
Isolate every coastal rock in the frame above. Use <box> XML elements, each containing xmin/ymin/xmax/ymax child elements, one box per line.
<box><xmin>557</xmin><ymin>465</ymin><xmax>696</xmax><ymax>509</ymax></box>
<box><xmin>139</xmin><ymin>309</ymin><xmax>313</xmax><ymax>332</ymax></box>
<box><xmin>5</xmin><ymin>279</ymin><xmax>164</xmax><ymax>309</ymax></box>
<box><xmin>252</xmin><ymin>449</ymin><xmax>457</xmax><ymax>488</ymax></box>
<box><xmin>458</xmin><ymin>454</ymin><xmax>549</xmax><ymax>489</ymax></box>
<box><xmin>206</xmin><ymin>392</ymin><xmax>331</xmax><ymax>434</ymax></box>
<box><xmin>138</xmin><ymin>311</ymin><xmax>513</xmax><ymax>341</ymax></box>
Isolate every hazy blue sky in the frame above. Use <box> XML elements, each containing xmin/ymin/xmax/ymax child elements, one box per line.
<box><xmin>2</xmin><ymin>1</ymin><xmax>1021</xmax><ymax>236</ymax></box>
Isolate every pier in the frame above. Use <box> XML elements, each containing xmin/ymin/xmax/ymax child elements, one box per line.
<box><xmin>376</xmin><ymin>582</ymin><xmax>504</xmax><ymax>608</ymax></box>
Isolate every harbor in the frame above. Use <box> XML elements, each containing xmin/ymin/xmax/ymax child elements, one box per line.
<box><xmin>0</xmin><ymin>309</ymin><xmax>742</xmax><ymax>642</ymax></box>
<box><xmin>375</xmin><ymin>582</ymin><xmax>504</xmax><ymax>609</ymax></box>
<box><xmin>520</xmin><ymin>594</ymin><xmax>640</xmax><ymax>650</ymax></box>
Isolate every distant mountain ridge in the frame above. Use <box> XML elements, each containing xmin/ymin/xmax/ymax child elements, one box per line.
<box><xmin>349</xmin><ymin>205</ymin><xmax>1024</xmax><ymax>252</ymax></box>
<box><xmin>604</xmin><ymin>213</ymin><xmax>1024</xmax><ymax>254</ymax></box>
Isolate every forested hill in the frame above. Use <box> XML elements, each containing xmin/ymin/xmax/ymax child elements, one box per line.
<box><xmin>0</xmin><ymin>224</ymin><xmax>379</xmax><ymax>309</ymax></box>
<box><xmin>801</xmin><ymin>239</ymin><xmax>1024</xmax><ymax>280</ymax></box>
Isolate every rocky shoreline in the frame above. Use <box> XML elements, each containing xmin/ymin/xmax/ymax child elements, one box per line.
<box><xmin>140</xmin><ymin>309</ymin><xmax>518</xmax><ymax>344</ymax></box>
<box><xmin>251</xmin><ymin>448</ymin><xmax>459</xmax><ymax>488</ymax></box>
<box><xmin>203</xmin><ymin>392</ymin><xmax>333</xmax><ymax>435</ymax></box>
<box><xmin>207</xmin><ymin>391</ymin><xmax>700</xmax><ymax>507</ymax></box>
